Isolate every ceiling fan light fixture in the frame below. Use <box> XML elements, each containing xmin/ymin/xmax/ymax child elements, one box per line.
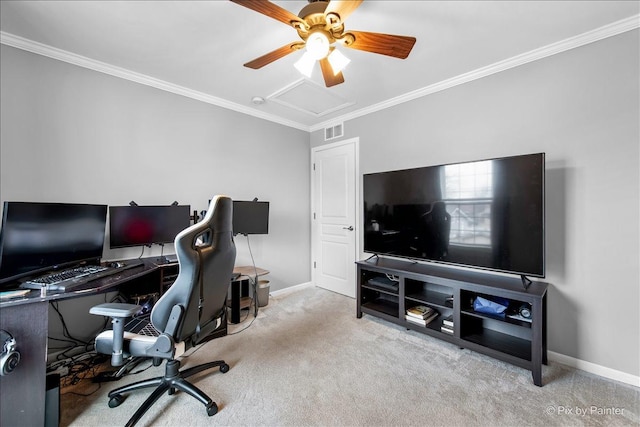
<box><xmin>328</xmin><ymin>49</ymin><xmax>350</xmax><ymax>75</ymax></box>
<box><xmin>305</xmin><ymin>31</ymin><xmax>330</xmax><ymax>60</ymax></box>
<box><xmin>294</xmin><ymin>51</ymin><xmax>316</xmax><ymax>77</ymax></box>
<box><xmin>231</xmin><ymin>0</ymin><xmax>416</xmax><ymax>88</ymax></box>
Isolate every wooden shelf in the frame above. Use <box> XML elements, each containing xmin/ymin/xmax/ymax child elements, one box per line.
<box><xmin>461</xmin><ymin>308</ymin><xmax>532</xmax><ymax>328</ymax></box>
<box><xmin>362</xmin><ymin>298</ymin><xmax>398</xmax><ymax>317</ymax></box>
<box><xmin>405</xmin><ymin>289</ymin><xmax>452</xmax><ymax>309</ymax></box>
<box><xmin>228</xmin><ymin>296</ymin><xmax>252</xmax><ymax>310</ymax></box>
<box><xmin>461</xmin><ymin>329</ymin><xmax>531</xmax><ymax>361</ymax></box>
<box><xmin>362</xmin><ymin>283</ymin><xmax>399</xmax><ymax>296</ymax></box>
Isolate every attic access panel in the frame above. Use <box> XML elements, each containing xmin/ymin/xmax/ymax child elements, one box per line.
<box><xmin>268</xmin><ymin>79</ymin><xmax>354</xmax><ymax>117</ymax></box>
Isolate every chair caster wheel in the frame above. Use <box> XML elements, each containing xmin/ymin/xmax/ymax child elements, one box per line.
<box><xmin>206</xmin><ymin>402</ymin><xmax>218</xmax><ymax>416</ymax></box>
<box><xmin>220</xmin><ymin>363</ymin><xmax>230</xmax><ymax>373</ymax></box>
<box><xmin>109</xmin><ymin>394</ymin><xmax>125</xmax><ymax>408</ymax></box>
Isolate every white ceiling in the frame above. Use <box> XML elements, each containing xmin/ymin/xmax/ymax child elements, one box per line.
<box><xmin>1</xmin><ymin>1</ymin><xmax>638</xmax><ymax>131</ymax></box>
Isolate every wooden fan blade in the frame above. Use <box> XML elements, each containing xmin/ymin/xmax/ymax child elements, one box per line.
<box><xmin>343</xmin><ymin>31</ymin><xmax>416</xmax><ymax>59</ymax></box>
<box><xmin>230</xmin><ymin>0</ymin><xmax>305</xmax><ymax>28</ymax></box>
<box><xmin>319</xmin><ymin>57</ymin><xmax>345</xmax><ymax>87</ymax></box>
<box><xmin>324</xmin><ymin>0</ymin><xmax>363</xmax><ymax>22</ymax></box>
<box><xmin>244</xmin><ymin>42</ymin><xmax>305</xmax><ymax>69</ymax></box>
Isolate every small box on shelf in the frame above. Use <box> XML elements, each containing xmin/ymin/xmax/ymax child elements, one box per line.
<box><xmin>440</xmin><ymin>314</ymin><xmax>454</xmax><ymax>334</ymax></box>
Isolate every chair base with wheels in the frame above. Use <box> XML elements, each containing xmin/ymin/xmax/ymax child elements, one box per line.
<box><xmin>107</xmin><ymin>359</ymin><xmax>230</xmax><ymax>427</ymax></box>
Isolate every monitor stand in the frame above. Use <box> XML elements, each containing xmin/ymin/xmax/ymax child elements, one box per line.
<box><xmin>155</xmin><ymin>256</ymin><xmax>170</xmax><ymax>265</ymax></box>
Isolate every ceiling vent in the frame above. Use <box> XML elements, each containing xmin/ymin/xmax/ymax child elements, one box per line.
<box><xmin>324</xmin><ymin>123</ymin><xmax>344</xmax><ymax>141</ymax></box>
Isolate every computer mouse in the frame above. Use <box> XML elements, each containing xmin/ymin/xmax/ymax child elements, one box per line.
<box><xmin>110</xmin><ymin>262</ymin><xmax>124</xmax><ymax>268</ymax></box>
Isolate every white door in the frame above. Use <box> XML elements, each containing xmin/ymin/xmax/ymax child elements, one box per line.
<box><xmin>311</xmin><ymin>138</ymin><xmax>358</xmax><ymax>298</ymax></box>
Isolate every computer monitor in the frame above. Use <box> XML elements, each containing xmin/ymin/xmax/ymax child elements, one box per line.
<box><xmin>108</xmin><ymin>205</ymin><xmax>191</xmax><ymax>248</ymax></box>
<box><xmin>232</xmin><ymin>200</ymin><xmax>269</xmax><ymax>235</ymax></box>
<box><xmin>0</xmin><ymin>201</ymin><xmax>108</xmax><ymax>287</ymax></box>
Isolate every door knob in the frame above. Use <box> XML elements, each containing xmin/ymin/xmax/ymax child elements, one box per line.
<box><xmin>343</xmin><ymin>226</ymin><xmax>354</xmax><ymax>231</ymax></box>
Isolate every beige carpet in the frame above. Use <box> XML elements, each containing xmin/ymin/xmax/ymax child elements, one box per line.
<box><xmin>61</xmin><ymin>285</ymin><xmax>639</xmax><ymax>426</ymax></box>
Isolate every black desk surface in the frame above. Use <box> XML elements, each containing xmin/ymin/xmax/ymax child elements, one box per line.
<box><xmin>0</xmin><ymin>258</ymin><xmax>160</xmax><ymax>426</ymax></box>
<box><xmin>0</xmin><ymin>259</ymin><xmax>158</xmax><ymax>308</ymax></box>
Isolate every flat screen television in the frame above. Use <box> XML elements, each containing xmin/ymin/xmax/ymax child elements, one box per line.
<box><xmin>0</xmin><ymin>202</ymin><xmax>108</xmax><ymax>286</ymax></box>
<box><xmin>363</xmin><ymin>153</ymin><xmax>545</xmax><ymax>278</ymax></box>
<box><xmin>109</xmin><ymin>205</ymin><xmax>191</xmax><ymax>248</ymax></box>
<box><xmin>233</xmin><ymin>201</ymin><xmax>269</xmax><ymax>235</ymax></box>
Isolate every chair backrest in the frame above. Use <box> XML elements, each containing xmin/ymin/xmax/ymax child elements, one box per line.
<box><xmin>150</xmin><ymin>195</ymin><xmax>236</xmax><ymax>347</ymax></box>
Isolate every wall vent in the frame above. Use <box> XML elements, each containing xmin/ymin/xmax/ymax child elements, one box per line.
<box><xmin>324</xmin><ymin>123</ymin><xmax>344</xmax><ymax>141</ymax></box>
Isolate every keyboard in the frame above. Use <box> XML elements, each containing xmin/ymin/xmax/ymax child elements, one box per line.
<box><xmin>26</xmin><ymin>265</ymin><xmax>108</xmax><ymax>285</ymax></box>
<box><xmin>20</xmin><ymin>261</ymin><xmax>144</xmax><ymax>292</ymax></box>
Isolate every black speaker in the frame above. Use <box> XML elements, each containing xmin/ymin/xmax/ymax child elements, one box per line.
<box><xmin>45</xmin><ymin>373</ymin><xmax>60</xmax><ymax>427</ymax></box>
<box><xmin>518</xmin><ymin>303</ymin><xmax>532</xmax><ymax>319</ymax></box>
<box><xmin>0</xmin><ymin>329</ymin><xmax>20</xmax><ymax>376</ymax></box>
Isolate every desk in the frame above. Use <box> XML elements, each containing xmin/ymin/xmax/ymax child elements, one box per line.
<box><xmin>0</xmin><ymin>259</ymin><xmax>244</xmax><ymax>425</ymax></box>
<box><xmin>0</xmin><ymin>260</ymin><xmax>158</xmax><ymax>426</ymax></box>
<box><xmin>229</xmin><ymin>266</ymin><xmax>269</xmax><ymax>324</ymax></box>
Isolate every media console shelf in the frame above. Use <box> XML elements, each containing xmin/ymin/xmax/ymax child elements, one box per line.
<box><xmin>356</xmin><ymin>257</ymin><xmax>548</xmax><ymax>386</ymax></box>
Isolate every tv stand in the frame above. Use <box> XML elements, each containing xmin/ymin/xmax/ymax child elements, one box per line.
<box><xmin>356</xmin><ymin>257</ymin><xmax>548</xmax><ymax>386</ymax></box>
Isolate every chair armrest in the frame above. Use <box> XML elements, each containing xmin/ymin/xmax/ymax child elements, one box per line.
<box><xmin>89</xmin><ymin>303</ymin><xmax>141</xmax><ymax>367</ymax></box>
<box><xmin>90</xmin><ymin>303</ymin><xmax>141</xmax><ymax>318</ymax></box>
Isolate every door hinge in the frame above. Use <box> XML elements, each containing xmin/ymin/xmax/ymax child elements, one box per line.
<box><xmin>313</xmin><ymin>212</ymin><xmax>316</xmax><ymax>220</ymax></box>
<box><xmin>314</xmin><ymin>262</ymin><xmax>316</xmax><ymax>268</ymax></box>
<box><xmin>313</xmin><ymin>163</ymin><xmax>316</xmax><ymax>171</ymax></box>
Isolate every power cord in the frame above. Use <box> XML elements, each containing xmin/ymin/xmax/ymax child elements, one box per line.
<box><xmin>246</xmin><ymin>234</ymin><xmax>260</xmax><ymax>318</ymax></box>
<box><xmin>227</xmin><ymin>312</ymin><xmax>258</xmax><ymax>335</ymax></box>
<box><xmin>49</xmin><ymin>301</ymin><xmax>92</xmax><ymax>353</ymax></box>
<box><xmin>47</xmin><ymin>293</ymin><xmax>129</xmax><ymax>385</ymax></box>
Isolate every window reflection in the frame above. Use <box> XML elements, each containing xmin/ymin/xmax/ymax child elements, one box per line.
<box><xmin>443</xmin><ymin>160</ymin><xmax>493</xmax><ymax>246</ymax></box>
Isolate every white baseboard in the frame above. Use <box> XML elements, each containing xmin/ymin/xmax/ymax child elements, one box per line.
<box><xmin>548</xmin><ymin>351</ymin><xmax>640</xmax><ymax>388</ymax></box>
<box><xmin>269</xmin><ymin>282</ymin><xmax>313</xmax><ymax>297</ymax></box>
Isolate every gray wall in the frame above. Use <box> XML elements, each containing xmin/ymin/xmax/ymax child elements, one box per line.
<box><xmin>1</xmin><ymin>45</ymin><xmax>311</xmax><ymax>340</ymax></box>
<box><xmin>1</xmin><ymin>26</ymin><xmax>638</xmax><ymax>380</ymax></box>
<box><xmin>312</xmin><ymin>31</ymin><xmax>639</xmax><ymax>378</ymax></box>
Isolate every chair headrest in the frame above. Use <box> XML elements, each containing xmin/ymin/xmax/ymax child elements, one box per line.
<box><xmin>202</xmin><ymin>195</ymin><xmax>233</xmax><ymax>234</ymax></box>
<box><xmin>173</xmin><ymin>195</ymin><xmax>233</xmax><ymax>248</ymax></box>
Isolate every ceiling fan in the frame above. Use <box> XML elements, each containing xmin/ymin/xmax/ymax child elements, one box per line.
<box><xmin>230</xmin><ymin>0</ymin><xmax>417</xmax><ymax>87</ymax></box>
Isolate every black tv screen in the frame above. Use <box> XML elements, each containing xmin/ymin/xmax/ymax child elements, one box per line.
<box><xmin>363</xmin><ymin>153</ymin><xmax>545</xmax><ymax>277</ymax></box>
<box><xmin>0</xmin><ymin>202</ymin><xmax>108</xmax><ymax>285</ymax></box>
<box><xmin>109</xmin><ymin>205</ymin><xmax>191</xmax><ymax>248</ymax></box>
<box><xmin>233</xmin><ymin>201</ymin><xmax>269</xmax><ymax>235</ymax></box>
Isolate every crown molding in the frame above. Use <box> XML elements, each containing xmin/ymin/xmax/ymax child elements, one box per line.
<box><xmin>310</xmin><ymin>14</ymin><xmax>640</xmax><ymax>132</ymax></box>
<box><xmin>2</xmin><ymin>13</ymin><xmax>638</xmax><ymax>134</ymax></box>
<box><xmin>0</xmin><ymin>31</ymin><xmax>311</xmax><ymax>132</ymax></box>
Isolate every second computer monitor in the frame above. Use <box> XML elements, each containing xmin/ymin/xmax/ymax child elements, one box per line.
<box><xmin>232</xmin><ymin>200</ymin><xmax>269</xmax><ymax>236</ymax></box>
<box><xmin>109</xmin><ymin>205</ymin><xmax>191</xmax><ymax>248</ymax></box>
